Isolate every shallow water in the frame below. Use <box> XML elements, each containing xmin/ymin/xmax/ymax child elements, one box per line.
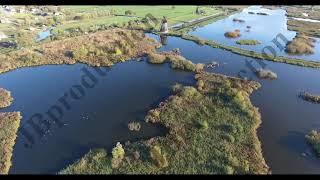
<box><xmin>148</xmin><ymin>33</ymin><xmax>320</xmax><ymax>174</ymax></box>
<box><xmin>189</xmin><ymin>6</ymin><xmax>320</xmax><ymax>62</ymax></box>
<box><xmin>0</xmin><ymin>60</ymin><xmax>194</xmax><ymax>174</ymax></box>
<box><xmin>36</xmin><ymin>28</ymin><xmax>53</xmax><ymax>42</ymax></box>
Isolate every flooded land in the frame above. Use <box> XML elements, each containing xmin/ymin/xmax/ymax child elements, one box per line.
<box><xmin>0</xmin><ymin>5</ymin><xmax>320</xmax><ymax>174</ymax></box>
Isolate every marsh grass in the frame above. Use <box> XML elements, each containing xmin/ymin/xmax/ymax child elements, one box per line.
<box><xmin>0</xmin><ymin>29</ymin><xmax>161</xmax><ymax>74</ymax></box>
<box><xmin>60</xmin><ymin>72</ymin><xmax>269</xmax><ymax>174</ymax></box>
<box><xmin>147</xmin><ymin>51</ymin><xmax>204</xmax><ymax>73</ymax></box>
<box><xmin>0</xmin><ymin>88</ymin><xmax>13</xmax><ymax>108</ymax></box>
<box><xmin>285</xmin><ymin>33</ymin><xmax>316</xmax><ymax>55</ymax></box>
<box><xmin>236</xmin><ymin>39</ymin><xmax>261</xmax><ymax>45</ymax></box>
<box><xmin>306</xmin><ymin>130</ymin><xmax>320</xmax><ymax>157</ymax></box>
<box><xmin>0</xmin><ymin>88</ymin><xmax>22</xmax><ymax>174</ymax></box>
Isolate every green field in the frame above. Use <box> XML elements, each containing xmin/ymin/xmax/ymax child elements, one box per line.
<box><xmin>56</xmin><ymin>6</ymin><xmax>223</xmax><ymax>32</ymax></box>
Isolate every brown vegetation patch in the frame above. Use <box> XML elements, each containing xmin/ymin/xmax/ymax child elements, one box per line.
<box><xmin>0</xmin><ymin>28</ymin><xmax>160</xmax><ymax>74</ymax></box>
<box><xmin>224</xmin><ymin>30</ymin><xmax>241</xmax><ymax>38</ymax></box>
<box><xmin>285</xmin><ymin>33</ymin><xmax>316</xmax><ymax>55</ymax></box>
<box><xmin>0</xmin><ymin>88</ymin><xmax>13</xmax><ymax>108</ymax></box>
<box><xmin>0</xmin><ymin>87</ymin><xmax>22</xmax><ymax>174</ymax></box>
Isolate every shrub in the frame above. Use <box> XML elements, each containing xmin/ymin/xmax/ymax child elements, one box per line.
<box><xmin>125</xmin><ymin>10</ymin><xmax>135</xmax><ymax>16</ymax></box>
<box><xmin>195</xmin><ymin>63</ymin><xmax>205</xmax><ymax>72</ymax></box>
<box><xmin>255</xmin><ymin>69</ymin><xmax>277</xmax><ymax>80</ymax></box>
<box><xmin>172</xmin><ymin>83</ymin><xmax>183</xmax><ymax>93</ymax></box>
<box><xmin>170</xmin><ymin>58</ymin><xmax>196</xmax><ymax>72</ymax></box>
<box><xmin>224</xmin><ymin>30</ymin><xmax>241</xmax><ymax>38</ymax></box>
<box><xmin>198</xmin><ymin>119</ymin><xmax>209</xmax><ymax>130</ymax></box>
<box><xmin>111</xmin><ymin>142</ymin><xmax>125</xmax><ymax>168</ymax></box>
<box><xmin>72</xmin><ymin>46</ymin><xmax>88</xmax><ymax>60</ymax></box>
<box><xmin>150</xmin><ymin>145</ymin><xmax>168</xmax><ymax>168</ymax></box>
<box><xmin>285</xmin><ymin>34</ymin><xmax>315</xmax><ymax>55</ymax></box>
<box><xmin>147</xmin><ymin>52</ymin><xmax>167</xmax><ymax>64</ymax></box>
<box><xmin>114</xmin><ymin>48</ymin><xmax>122</xmax><ymax>56</ymax></box>
<box><xmin>128</xmin><ymin>121</ymin><xmax>141</xmax><ymax>131</ymax></box>
<box><xmin>222</xmin><ymin>134</ymin><xmax>235</xmax><ymax>143</ymax></box>
<box><xmin>222</xmin><ymin>165</ymin><xmax>234</xmax><ymax>174</ymax></box>
<box><xmin>197</xmin><ymin>79</ymin><xmax>205</xmax><ymax>90</ymax></box>
<box><xmin>305</xmin><ymin>130</ymin><xmax>320</xmax><ymax>157</ymax></box>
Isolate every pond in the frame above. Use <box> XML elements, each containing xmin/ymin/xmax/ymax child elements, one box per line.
<box><xmin>36</xmin><ymin>27</ymin><xmax>54</xmax><ymax>42</ymax></box>
<box><xmin>148</xmin><ymin>33</ymin><xmax>320</xmax><ymax>174</ymax></box>
<box><xmin>1</xmin><ymin>5</ymin><xmax>320</xmax><ymax>174</ymax></box>
<box><xmin>189</xmin><ymin>6</ymin><xmax>320</xmax><ymax>62</ymax></box>
<box><xmin>0</xmin><ymin>60</ymin><xmax>194</xmax><ymax>174</ymax></box>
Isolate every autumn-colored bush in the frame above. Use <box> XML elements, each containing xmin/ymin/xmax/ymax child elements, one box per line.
<box><xmin>224</xmin><ymin>30</ymin><xmax>241</xmax><ymax>38</ymax></box>
<box><xmin>285</xmin><ymin>33</ymin><xmax>315</xmax><ymax>55</ymax></box>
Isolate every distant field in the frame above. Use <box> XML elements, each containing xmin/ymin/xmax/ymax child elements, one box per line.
<box><xmin>56</xmin><ymin>6</ymin><xmax>223</xmax><ymax>31</ymax></box>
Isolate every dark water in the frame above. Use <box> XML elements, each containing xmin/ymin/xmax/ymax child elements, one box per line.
<box><xmin>0</xmin><ymin>60</ymin><xmax>194</xmax><ymax>174</ymax></box>
<box><xmin>189</xmin><ymin>6</ymin><xmax>320</xmax><ymax>62</ymax></box>
<box><xmin>148</xmin><ymin>33</ymin><xmax>320</xmax><ymax>174</ymax></box>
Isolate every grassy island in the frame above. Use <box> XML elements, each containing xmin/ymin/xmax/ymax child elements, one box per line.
<box><xmin>0</xmin><ymin>88</ymin><xmax>22</xmax><ymax>174</ymax></box>
<box><xmin>60</xmin><ymin>71</ymin><xmax>269</xmax><ymax>174</ymax></box>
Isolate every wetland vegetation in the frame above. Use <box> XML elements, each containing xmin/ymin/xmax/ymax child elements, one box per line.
<box><xmin>0</xmin><ymin>88</ymin><xmax>21</xmax><ymax>174</ymax></box>
<box><xmin>60</xmin><ymin>72</ymin><xmax>269</xmax><ymax>174</ymax></box>
<box><xmin>306</xmin><ymin>130</ymin><xmax>320</xmax><ymax>157</ymax></box>
<box><xmin>299</xmin><ymin>92</ymin><xmax>320</xmax><ymax>104</ymax></box>
<box><xmin>1</xmin><ymin>5</ymin><xmax>320</xmax><ymax>175</ymax></box>
<box><xmin>236</xmin><ymin>39</ymin><xmax>261</xmax><ymax>45</ymax></box>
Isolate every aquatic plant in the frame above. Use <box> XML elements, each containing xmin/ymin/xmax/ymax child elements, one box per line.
<box><xmin>128</xmin><ymin>121</ymin><xmax>141</xmax><ymax>131</ymax></box>
<box><xmin>150</xmin><ymin>145</ymin><xmax>168</xmax><ymax>168</ymax></box>
<box><xmin>236</xmin><ymin>39</ymin><xmax>261</xmax><ymax>45</ymax></box>
<box><xmin>255</xmin><ymin>69</ymin><xmax>278</xmax><ymax>80</ymax></box>
<box><xmin>299</xmin><ymin>92</ymin><xmax>320</xmax><ymax>104</ymax></box>
<box><xmin>233</xmin><ymin>18</ymin><xmax>245</xmax><ymax>23</ymax></box>
<box><xmin>305</xmin><ymin>130</ymin><xmax>320</xmax><ymax>157</ymax></box>
<box><xmin>256</xmin><ymin>12</ymin><xmax>268</xmax><ymax>16</ymax></box>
